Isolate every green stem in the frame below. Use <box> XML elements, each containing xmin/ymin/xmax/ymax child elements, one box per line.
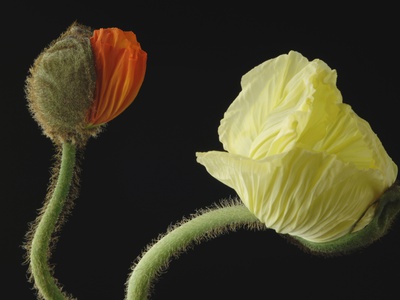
<box><xmin>29</xmin><ymin>142</ymin><xmax>76</xmax><ymax>300</ymax></box>
<box><xmin>125</xmin><ymin>200</ymin><xmax>264</xmax><ymax>300</ymax></box>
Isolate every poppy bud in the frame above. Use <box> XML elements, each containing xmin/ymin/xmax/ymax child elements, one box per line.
<box><xmin>26</xmin><ymin>22</ymin><xmax>147</xmax><ymax>145</ymax></box>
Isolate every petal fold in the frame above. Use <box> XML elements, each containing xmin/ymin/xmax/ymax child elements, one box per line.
<box><xmin>196</xmin><ymin>148</ymin><xmax>387</xmax><ymax>242</ymax></box>
<box><xmin>87</xmin><ymin>28</ymin><xmax>147</xmax><ymax>125</ymax></box>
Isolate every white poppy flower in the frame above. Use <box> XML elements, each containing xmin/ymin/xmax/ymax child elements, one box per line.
<box><xmin>196</xmin><ymin>51</ymin><xmax>397</xmax><ymax>243</ymax></box>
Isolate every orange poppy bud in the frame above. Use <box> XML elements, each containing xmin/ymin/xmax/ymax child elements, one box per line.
<box><xmin>26</xmin><ymin>22</ymin><xmax>147</xmax><ymax>146</ymax></box>
<box><xmin>87</xmin><ymin>28</ymin><xmax>147</xmax><ymax>125</ymax></box>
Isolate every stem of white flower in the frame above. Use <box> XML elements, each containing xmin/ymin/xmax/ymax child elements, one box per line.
<box><xmin>124</xmin><ymin>200</ymin><xmax>265</xmax><ymax>300</ymax></box>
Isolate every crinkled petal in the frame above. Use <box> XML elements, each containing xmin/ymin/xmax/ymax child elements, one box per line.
<box><xmin>218</xmin><ymin>50</ymin><xmax>397</xmax><ymax>186</ymax></box>
<box><xmin>218</xmin><ymin>51</ymin><xmax>322</xmax><ymax>157</ymax></box>
<box><xmin>196</xmin><ymin>147</ymin><xmax>388</xmax><ymax>242</ymax></box>
<box><xmin>88</xmin><ymin>28</ymin><xmax>147</xmax><ymax>125</ymax></box>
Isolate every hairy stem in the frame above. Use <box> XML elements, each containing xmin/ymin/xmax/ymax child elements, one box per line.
<box><xmin>125</xmin><ymin>200</ymin><xmax>265</xmax><ymax>300</ymax></box>
<box><xmin>29</xmin><ymin>142</ymin><xmax>76</xmax><ymax>300</ymax></box>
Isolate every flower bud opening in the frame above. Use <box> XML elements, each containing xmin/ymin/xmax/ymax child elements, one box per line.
<box><xmin>25</xmin><ymin>22</ymin><xmax>147</xmax><ymax>146</ymax></box>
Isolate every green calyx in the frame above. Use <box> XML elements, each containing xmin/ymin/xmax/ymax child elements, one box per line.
<box><xmin>25</xmin><ymin>22</ymin><xmax>101</xmax><ymax>146</ymax></box>
<box><xmin>290</xmin><ymin>183</ymin><xmax>400</xmax><ymax>256</ymax></box>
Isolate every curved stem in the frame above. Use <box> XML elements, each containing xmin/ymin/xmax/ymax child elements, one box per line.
<box><xmin>125</xmin><ymin>200</ymin><xmax>265</xmax><ymax>300</ymax></box>
<box><xmin>29</xmin><ymin>142</ymin><xmax>76</xmax><ymax>300</ymax></box>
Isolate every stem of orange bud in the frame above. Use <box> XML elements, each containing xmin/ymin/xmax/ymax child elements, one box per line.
<box><xmin>125</xmin><ymin>200</ymin><xmax>265</xmax><ymax>300</ymax></box>
<box><xmin>27</xmin><ymin>142</ymin><xmax>76</xmax><ymax>300</ymax></box>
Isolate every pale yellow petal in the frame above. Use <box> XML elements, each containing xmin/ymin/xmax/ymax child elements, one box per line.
<box><xmin>221</xmin><ymin>49</ymin><xmax>398</xmax><ymax>184</ymax></box>
<box><xmin>302</xmin><ymin>101</ymin><xmax>398</xmax><ymax>185</ymax></box>
<box><xmin>218</xmin><ymin>51</ymin><xmax>311</xmax><ymax>157</ymax></box>
<box><xmin>196</xmin><ymin>148</ymin><xmax>388</xmax><ymax>242</ymax></box>
<box><xmin>349</xmin><ymin>112</ymin><xmax>397</xmax><ymax>185</ymax></box>
<box><xmin>218</xmin><ymin>51</ymin><xmax>344</xmax><ymax>161</ymax></box>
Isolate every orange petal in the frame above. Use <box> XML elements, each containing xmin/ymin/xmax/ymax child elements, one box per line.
<box><xmin>87</xmin><ymin>28</ymin><xmax>147</xmax><ymax>125</ymax></box>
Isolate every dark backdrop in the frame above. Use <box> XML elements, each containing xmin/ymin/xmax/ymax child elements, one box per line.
<box><xmin>3</xmin><ymin>2</ymin><xmax>400</xmax><ymax>299</ymax></box>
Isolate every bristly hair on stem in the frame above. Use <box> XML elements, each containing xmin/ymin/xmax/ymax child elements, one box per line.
<box><xmin>22</xmin><ymin>143</ymin><xmax>84</xmax><ymax>300</ymax></box>
<box><xmin>125</xmin><ymin>198</ymin><xmax>267</xmax><ymax>300</ymax></box>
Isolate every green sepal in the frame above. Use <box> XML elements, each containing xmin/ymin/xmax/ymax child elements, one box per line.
<box><xmin>25</xmin><ymin>22</ymin><xmax>100</xmax><ymax>146</ymax></box>
<box><xmin>288</xmin><ymin>183</ymin><xmax>400</xmax><ymax>256</ymax></box>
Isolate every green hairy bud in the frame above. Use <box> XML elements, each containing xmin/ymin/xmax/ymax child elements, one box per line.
<box><xmin>25</xmin><ymin>22</ymin><xmax>99</xmax><ymax>145</ymax></box>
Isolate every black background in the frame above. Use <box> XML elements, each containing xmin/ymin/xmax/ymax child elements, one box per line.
<box><xmin>3</xmin><ymin>2</ymin><xmax>400</xmax><ymax>299</ymax></box>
